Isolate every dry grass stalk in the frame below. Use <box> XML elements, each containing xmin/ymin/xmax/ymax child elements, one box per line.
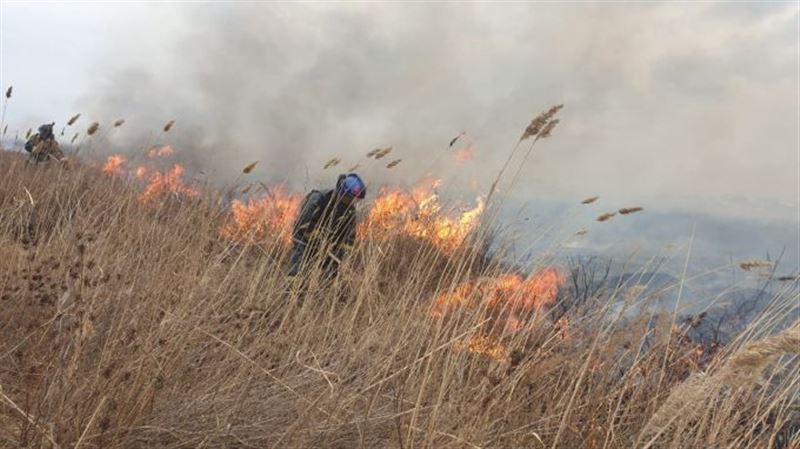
<box><xmin>581</xmin><ymin>196</ymin><xmax>599</xmax><ymax>205</ymax></box>
<box><xmin>241</xmin><ymin>184</ymin><xmax>252</xmax><ymax>194</ymax></box>
<box><xmin>242</xmin><ymin>161</ymin><xmax>258</xmax><ymax>174</ymax></box>
<box><xmin>4</xmin><ymin>85</ymin><xmax>11</xmax><ymax>99</ymax></box>
<box><xmin>71</xmin><ymin>133</ymin><xmax>80</xmax><ymax>144</ymax></box>
<box><xmin>0</xmin><ymin>150</ymin><xmax>796</xmax><ymax>449</ymax></box>
<box><xmin>619</xmin><ymin>207</ymin><xmax>643</xmax><ymax>215</ymax></box>
<box><xmin>323</xmin><ymin>158</ymin><xmax>341</xmax><ymax>169</ymax></box>
<box><xmin>374</xmin><ymin>147</ymin><xmax>392</xmax><ymax>159</ymax></box>
<box><xmin>386</xmin><ymin>159</ymin><xmax>402</xmax><ymax>169</ymax></box>
<box><xmin>87</xmin><ymin>122</ymin><xmax>100</xmax><ymax>136</ymax></box>
<box><xmin>2</xmin><ymin>125</ymin><xmax>7</xmax><ymax>136</ymax></box>
<box><xmin>113</xmin><ymin>119</ymin><xmax>125</xmax><ymax>127</ymax></box>
<box><xmin>739</xmin><ymin>259</ymin><xmax>772</xmax><ymax>271</ymax></box>
<box><xmin>25</xmin><ymin>128</ymin><xmax>32</xmax><ymax>139</ymax></box>
<box><xmin>574</xmin><ymin>229</ymin><xmax>588</xmax><ymax>236</ymax></box>
<box><xmin>521</xmin><ymin>104</ymin><xmax>563</xmax><ymax>141</ymax></box>
<box><xmin>596</xmin><ymin>212</ymin><xmax>616</xmax><ymax>222</ymax></box>
<box><xmin>163</xmin><ymin>120</ymin><xmax>176</xmax><ymax>132</ymax></box>
<box><xmin>67</xmin><ymin>113</ymin><xmax>81</xmax><ymax>126</ymax></box>
<box><xmin>347</xmin><ymin>164</ymin><xmax>360</xmax><ymax>172</ymax></box>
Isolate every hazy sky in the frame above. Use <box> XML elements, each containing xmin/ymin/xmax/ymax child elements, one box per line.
<box><xmin>1</xmin><ymin>1</ymin><xmax>798</xmax><ymax>263</ymax></box>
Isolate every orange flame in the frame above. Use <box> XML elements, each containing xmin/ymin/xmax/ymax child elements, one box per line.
<box><xmin>139</xmin><ymin>164</ymin><xmax>199</xmax><ymax>203</ymax></box>
<box><xmin>134</xmin><ymin>166</ymin><xmax>148</xmax><ymax>180</ymax></box>
<box><xmin>454</xmin><ymin>145</ymin><xmax>474</xmax><ymax>162</ymax></box>
<box><xmin>147</xmin><ymin>145</ymin><xmax>174</xmax><ymax>158</ymax></box>
<box><xmin>102</xmin><ymin>155</ymin><xmax>125</xmax><ymax>176</ymax></box>
<box><xmin>359</xmin><ymin>179</ymin><xmax>484</xmax><ymax>253</ymax></box>
<box><xmin>433</xmin><ymin>268</ymin><xmax>566</xmax><ymax>362</ymax></box>
<box><xmin>220</xmin><ymin>186</ymin><xmax>302</xmax><ymax>244</ymax></box>
<box><xmin>432</xmin><ymin>268</ymin><xmax>565</xmax><ymax>318</ymax></box>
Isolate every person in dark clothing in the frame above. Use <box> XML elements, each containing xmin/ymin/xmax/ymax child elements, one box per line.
<box><xmin>24</xmin><ymin>123</ymin><xmax>63</xmax><ymax>162</ymax></box>
<box><xmin>288</xmin><ymin>173</ymin><xmax>367</xmax><ymax>278</ymax></box>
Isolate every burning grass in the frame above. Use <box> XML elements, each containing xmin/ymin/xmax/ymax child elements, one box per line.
<box><xmin>0</xmin><ymin>151</ymin><xmax>797</xmax><ymax>449</ymax></box>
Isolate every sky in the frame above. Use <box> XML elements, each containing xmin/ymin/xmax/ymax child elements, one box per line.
<box><xmin>1</xmin><ymin>1</ymin><xmax>798</xmax><ymax>269</ymax></box>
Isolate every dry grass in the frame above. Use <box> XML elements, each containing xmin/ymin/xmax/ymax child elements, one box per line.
<box><xmin>0</xmin><ymin>151</ymin><xmax>797</xmax><ymax>448</ymax></box>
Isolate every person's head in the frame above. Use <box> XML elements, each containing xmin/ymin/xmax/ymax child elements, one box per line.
<box><xmin>38</xmin><ymin>123</ymin><xmax>54</xmax><ymax>139</ymax></box>
<box><xmin>335</xmin><ymin>173</ymin><xmax>366</xmax><ymax>207</ymax></box>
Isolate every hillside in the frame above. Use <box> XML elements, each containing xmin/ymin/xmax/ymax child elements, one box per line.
<box><xmin>0</xmin><ymin>151</ymin><xmax>798</xmax><ymax>448</ymax></box>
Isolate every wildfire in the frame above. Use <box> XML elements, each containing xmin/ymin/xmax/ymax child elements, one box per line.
<box><xmin>454</xmin><ymin>145</ymin><xmax>474</xmax><ymax>162</ymax></box>
<box><xmin>102</xmin><ymin>155</ymin><xmax>125</xmax><ymax>176</ymax></box>
<box><xmin>220</xmin><ymin>186</ymin><xmax>302</xmax><ymax>244</ymax></box>
<box><xmin>433</xmin><ymin>268</ymin><xmax>565</xmax><ymax>318</ymax></box>
<box><xmin>359</xmin><ymin>179</ymin><xmax>485</xmax><ymax>253</ymax></box>
<box><xmin>454</xmin><ymin>335</ymin><xmax>510</xmax><ymax>363</ymax></box>
<box><xmin>147</xmin><ymin>144</ymin><xmax>174</xmax><ymax>158</ymax></box>
<box><xmin>433</xmin><ymin>268</ymin><xmax>566</xmax><ymax>362</ymax></box>
<box><xmin>139</xmin><ymin>164</ymin><xmax>199</xmax><ymax>203</ymax></box>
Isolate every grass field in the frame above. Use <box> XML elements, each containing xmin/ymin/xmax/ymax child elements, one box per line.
<box><xmin>0</xmin><ymin>148</ymin><xmax>797</xmax><ymax>448</ymax></box>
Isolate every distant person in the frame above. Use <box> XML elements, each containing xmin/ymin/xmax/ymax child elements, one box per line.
<box><xmin>288</xmin><ymin>173</ymin><xmax>367</xmax><ymax>279</ymax></box>
<box><xmin>24</xmin><ymin>123</ymin><xmax>63</xmax><ymax>162</ymax></box>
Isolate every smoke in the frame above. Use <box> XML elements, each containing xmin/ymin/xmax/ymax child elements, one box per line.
<box><xmin>1</xmin><ymin>1</ymin><xmax>793</xmax><ymax>227</ymax></box>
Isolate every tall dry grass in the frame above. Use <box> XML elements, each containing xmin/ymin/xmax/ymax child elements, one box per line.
<box><xmin>0</xmin><ymin>151</ymin><xmax>797</xmax><ymax>448</ymax></box>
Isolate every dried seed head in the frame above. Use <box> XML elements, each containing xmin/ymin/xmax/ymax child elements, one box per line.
<box><xmin>521</xmin><ymin>104</ymin><xmax>563</xmax><ymax>141</ymax></box>
<box><xmin>374</xmin><ymin>147</ymin><xmax>392</xmax><ymax>159</ymax></box>
<box><xmin>738</xmin><ymin>259</ymin><xmax>772</xmax><ymax>271</ymax></box>
<box><xmin>386</xmin><ymin>159</ymin><xmax>402</xmax><ymax>169</ymax></box>
<box><xmin>347</xmin><ymin>164</ymin><xmax>360</xmax><ymax>171</ymax></box>
<box><xmin>575</xmin><ymin>229</ymin><xmax>588</xmax><ymax>236</ymax></box>
<box><xmin>87</xmin><ymin>122</ymin><xmax>100</xmax><ymax>136</ymax></box>
<box><xmin>581</xmin><ymin>196</ymin><xmax>599</xmax><ymax>205</ymax></box>
<box><xmin>539</xmin><ymin>118</ymin><xmax>560</xmax><ymax>138</ymax></box>
<box><xmin>5</xmin><ymin>85</ymin><xmax>11</xmax><ymax>99</ymax></box>
<box><xmin>25</xmin><ymin>128</ymin><xmax>32</xmax><ymax>139</ymax></box>
<box><xmin>113</xmin><ymin>119</ymin><xmax>125</xmax><ymax>127</ymax></box>
<box><xmin>163</xmin><ymin>120</ymin><xmax>175</xmax><ymax>132</ymax></box>
<box><xmin>67</xmin><ymin>113</ymin><xmax>81</xmax><ymax>126</ymax></box>
<box><xmin>596</xmin><ymin>212</ymin><xmax>615</xmax><ymax>222</ymax></box>
<box><xmin>2</xmin><ymin>125</ymin><xmax>7</xmax><ymax>136</ymax></box>
<box><xmin>71</xmin><ymin>133</ymin><xmax>80</xmax><ymax>144</ymax></box>
<box><xmin>366</xmin><ymin>148</ymin><xmax>380</xmax><ymax>158</ymax></box>
<box><xmin>618</xmin><ymin>207</ymin><xmax>643</xmax><ymax>215</ymax></box>
<box><xmin>242</xmin><ymin>161</ymin><xmax>258</xmax><ymax>174</ymax></box>
<box><xmin>323</xmin><ymin>158</ymin><xmax>341</xmax><ymax>169</ymax></box>
<box><xmin>241</xmin><ymin>184</ymin><xmax>252</xmax><ymax>194</ymax></box>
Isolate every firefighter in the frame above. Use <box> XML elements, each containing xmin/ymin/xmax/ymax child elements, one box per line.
<box><xmin>24</xmin><ymin>123</ymin><xmax>64</xmax><ymax>162</ymax></box>
<box><xmin>288</xmin><ymin>173</ymin><xmax>366</xmax><ymax>278</ymax></box>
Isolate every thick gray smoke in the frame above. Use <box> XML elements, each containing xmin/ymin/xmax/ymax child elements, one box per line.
<box><xmin>73</xmin><ymin>3</ymin><xmax>797</xmax><ymax>218</ymax></box>
<box><xmin>7</xmin><ymin>2</ymin><xmax>793</xmax><ymax>266</ymax></box>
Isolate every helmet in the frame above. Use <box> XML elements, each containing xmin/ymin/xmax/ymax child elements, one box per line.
<box><xmin>337</xmin><ymin>173</ymin><xmax>366</xmax><ymax>199</ymax></box>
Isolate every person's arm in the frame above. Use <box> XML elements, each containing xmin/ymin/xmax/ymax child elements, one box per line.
<box><xmin>292</xmin><ymin>191</ymin><xmax>323</xmax><ymax>242</ymax></box>
<box><xmin>24</xmin><ymin>135</ymin><xmax>38</xmax><ymax>153</ymax></box>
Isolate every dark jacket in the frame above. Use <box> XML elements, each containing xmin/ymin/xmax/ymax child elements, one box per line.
<box><xmin>288</xmin><ymin>189</ymin><xmax>357</xmax><ymax>276</ymax></box>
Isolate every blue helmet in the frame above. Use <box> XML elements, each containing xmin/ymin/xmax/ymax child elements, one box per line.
<box><xmin>337</xmin><ymin>173</ymin><xmax>366</xmax><ymax>199</ymax></box>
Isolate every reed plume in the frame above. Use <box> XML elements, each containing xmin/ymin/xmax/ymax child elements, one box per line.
<box><xmin>242</xmin><ymin>161</ymin><xmax>258</xmax><ymax>174</ymax></box>
<box><xmin>581</xmin><ymin>196</ymin><xmax>599</xmax><ymax>205</ymax></box>
<box><xmin>87</xmin><ymin>122</ymin><xmax>100</xmax><ymax>136</ymax></box>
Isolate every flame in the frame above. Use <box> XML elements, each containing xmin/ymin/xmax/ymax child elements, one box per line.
<box><xmin>139</xmin><ymin>164</ymin><xmax>199</xmax><ymax>203</ymax></box>
<box><xmin>433</xmin><ymin>268</ymin><xmax>565</xmax><ymax>318</ymax></box>
<box><xmin>433</xmin><ymin>268</ymin><xmax>566</xmax><ymax>362</ymax></box>
<box><xmin>147</xmin><ymin>145</ymin><xmax>174</xmax><ymax>158</ymax></box>
<box><xmin>454</xmin><ymin>335</ymin><xmax>510</xmax><ymax>363</ymax></box>
<box><xmin>454</xmin><ymin>145</ymin><xmax>474</xmax><ymax>162</ymax></box>
<box><xmin>102</xmin><ymin>155</ymin><xmax>125</xmax><ymax>176</ymax></box>
<box><xmin>134</xmin><ymin>166</ymin><xmax>148</xmax><ymax>180</ymax></box>
<box><xmin>359</xmin><ymin>179</ymin><xmax>484</xmax><ymax>253</ymax></box>
<box><xmin>220</xmin><ymin>186</ymin><xmax>302</xmax><ymax>244</ymax></box>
